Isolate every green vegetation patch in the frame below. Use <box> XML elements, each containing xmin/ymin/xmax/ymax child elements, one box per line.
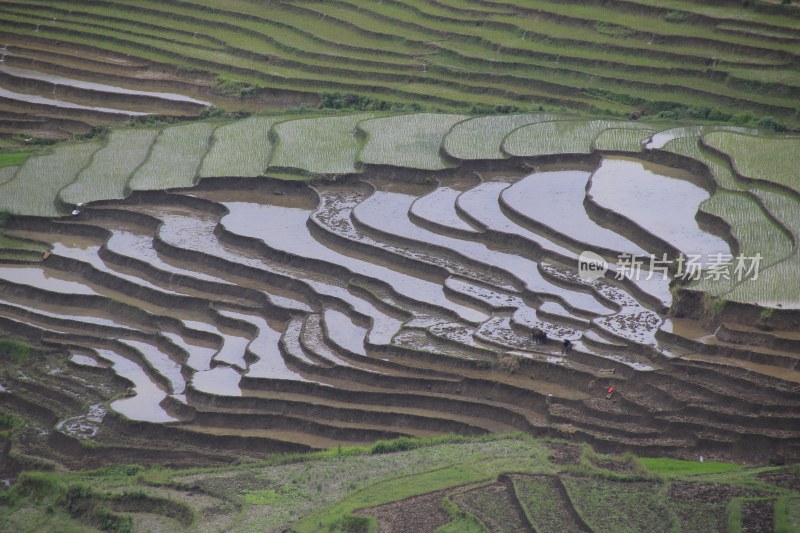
<box><xmin>703</xmin><ymin>132</ymin><xmax>800</xmax><ymax>194</ymax></box>
<box><xmin>512</xmin><ymin>474</ymin><xmax>583</xmax><ymax>533</ymax></box>
<box><xmin>199</xmin><ymin>116</ymin><xmax>276</xmax><ymax>178</ymax></box>
<box><xmin>502</xmin><ymin>120</ymin><xmax>652</xmax><ymax>156</ymax></box>
<box><xmin>0</xmin><ymin>142</ymin><xmax>101</xmax><ymax>217</ymax></box>
<box><xmin>442</xmin><ymin>113</ymin><xmax>556</xmax><ymax>160</ymax></box>
<box><xmin>270</xmin><ymin>113</ymin><xmax>376</xmax><ymax>174</ymax></box>
<box><xmin>0</xmin><ymin>166</ymin><xmax>18</xmax><ymax>187</ymax></box>
<box><xmin>636</xmin><ymin>457</ymin><xmax>744</xmax><ymax>477</ymax></box>
<box><xmin>562</xmin><ymin>475</ymin><xmax>675</xmax><ymax>532</ymax></box>
<box><xmin>129</xmin><ymin>122</ymin><xmax>215</xmax><ymax>191</ymax></box>
<box><xmin>60</xmin><ymin>129</ymin><xmax>158</xmax><ymax>205</ymax></box>
<box><xmin>358</xmin><ymin>113</ymin><xmax>469</xmax><ymax>170</ymax></box>
<box><xmin>452</xmin><ymin>482</ymin><xmax>528</xmax><ymax>532</ymax></box>
<box><xmin>0</xmin><ymin>153</ymin><xmax>30</xmax><ymax>169</ymax></box>
<box><xmin>0</xmin><ymin>337</ymin><xmax>33</xmax><ymax>362</ymax></box>
<box><xmin>593</xmin><ymin>127</ymin><xmax>656</xmax><ymax>152</ymax></box>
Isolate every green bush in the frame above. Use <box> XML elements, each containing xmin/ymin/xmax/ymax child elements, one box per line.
<box><xmin>0</xmin><ymin>338</ymin><xmax>33</xmax><ymax>362</ymax></box>
<box><xmin>329</xmin><ymin>514</ymin><xmax>373</xmax><ymax>533</ymax></box>
<box><xmin>370</xmin><ymin>436</ymin><xmax>419</xmax><ymax>454</ymax></box>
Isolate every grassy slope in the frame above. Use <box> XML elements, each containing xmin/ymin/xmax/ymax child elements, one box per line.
<box><xmin>0</xmin><ymin>434</ymin><xmax>797</xmax><ymax>533</ymax></box>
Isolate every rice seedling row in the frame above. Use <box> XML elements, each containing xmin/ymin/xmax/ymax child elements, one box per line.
<box><xmin>702</xmin><ymin>131</ymin><xmax>800</xmax><ymax>195</ymax></box>
<box><xmin>60</xmin><ymin>128</ymin><xmax>158</xmax><ymax>205</ymax></box>
<box><xmin>442</xmin><ymin>113</ymin><xmax>557</xmax><ymax>160</ymax></box>
<box><xmin>128</xmin><ymin>122</ymin><xmax>215</xmax><ymax>191</ymax></box>
<box><xmin>593</xmin><ymin>127</ymin><xmax>656</xmax><ymax>152</ymax></box>
<box><xmin>502</xmin><ymin>120</ymin><xmax>652</xmax><ymax>157</ymax></box>
<box><xmin>0</xmin><ymin>142</ymin><xmax>100</xmax><ymax>216</ymax></box>
<box><xmin>358</xmin><ymin>113</ymin><xmax>469</xmax><ymax>170</ymax></box>
<box><xmin>269</xmin><ymin>113</ymin><xmax>376</xmax><ymax>175</ymax></box>
<box><xmin>199</xmin><ymin>116</ymin><xmax>277</xmax><ymax>178</ymax></box>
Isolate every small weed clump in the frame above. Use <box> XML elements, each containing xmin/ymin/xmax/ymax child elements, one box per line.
<box><xmin>0</xmin><ymin>338</ymin><xmax>33</xmax><ymax>363</ymax></box>
<box><xmin>494</xmin><ymin>355</ymin><xmax>521</xmax><ymax>374</ymax></box>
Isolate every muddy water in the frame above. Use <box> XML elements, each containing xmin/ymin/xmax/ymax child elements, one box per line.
<box><xmin>588</xmin><ymin>157</ymin><xmax>730</xmax><ymax>262</ymax></box>
<box><xmin>502</xmin><ymin>170</ymin><xmax>646</xmax><ymax>256</ymax></box>
<box><xmin>323</xmin><ymin>308</ymin><xmax>368</xmax><ymax>356</ymax></box>
<box><xmin>0</xmin><ymin>86</ymin><xmax>149</xmax><ymax>115</ymax></box>
<box><xmin>119</xmin><ymin>339</ymin><xmax>185</xmax><ymax>395</ymax></box>
<box><xmin>95</xmin><ymin>348</ymin><xmax>177</xmax><ymax>423</ymax></box>
<box><xmin>217</xmin><ymin>309</ymin><xmax>307</xmax><ymax>381</ymax></box>
<box><xmin>0</xmin><ymin>265</ymin><xmax>100</xmax><ymax>295</ymax></box>
<box><xmin>355</xmin><ymin>191</ymin><xmax>613</xmax><ymax>316</ymax></box>
<box><xmin>192</xmin><ymin>366</ymin><xmax>242</xmax><ymax>397</ymax></box>
<box><xmin>0</xmin><ymin>65</ymin><xmax>210</xmax><ymax>105</ymax></box>
<box><xmin>456</xmin><ymin>181</ymin><xmax>577</xmax><ymax>259</ymax></box>
<box><xmin>69</xmin><ymin>353</ymin><xmax>103</xmax><ymax>368</ymax></box>
<box><xmin>183</xmin><ymin>319</ymin><xmax>250</xmax><ymax>370</ymax></box>
<box><xmin>106</xmin><ymin>229</ymin><xmax>233</xmax><ymax>284</ymax></box>
<box><xmin>410</xmin><ymin>186</ymin><xmax>480</xmax><ymax>233</ymax></box>
<box><xmin>220</xmin><ymin>201</ymin><xmax>488</xmax><ymax>324</ymax></box>
<box><xmin>0</xmin><ymin>298</ymin><xmax>136</xmax><ymax>330</ymax></box>
<box><xmin>51</xmin><ymin>242</ymin><xmax>180</xmax><ymax>295</ymax></box>
<box><xmin>161</xmin><ymin>331</ymin><xmax>218</xmax><ymax>372</ymax></box>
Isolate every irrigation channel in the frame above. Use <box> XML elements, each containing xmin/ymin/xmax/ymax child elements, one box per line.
<box><xmin>1</xmin><ymin>156</ymin><xmax>799</xmax><ymax>467</ymax></box>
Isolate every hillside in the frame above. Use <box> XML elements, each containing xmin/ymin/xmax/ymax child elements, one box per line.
<box><xmin>1</xmin><ymin>433</ymin><xmax>799</xmax><ymax>532</ymax></box>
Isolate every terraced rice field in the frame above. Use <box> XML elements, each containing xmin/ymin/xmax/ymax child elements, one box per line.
<box><xmin>0</xmin><ymin>0</ymin><xmax>799</xmax><ymax>139</ymax></box>
<box><xmin>1</xmin><ymin>112</ymin><xmax>799</xmax><ymax>469</ymax></box>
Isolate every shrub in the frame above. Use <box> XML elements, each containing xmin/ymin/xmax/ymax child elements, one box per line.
<box><xmin>756</xmin><ymin>117</ymin><xmax>787</xmax><ymax>132</ymax></box>
<box><xmin>329</xmin><ymin>514</ymin><xmax>372</xmax><ymax>533</ymax></box>
<box><xmin>0</xmin><ymin>338</ymin><xmax>32</xmax><ymax>362</ymax></box>
<box><xmin>370</xmin><ymin>436</ymin><xmax>418</xmax><ymax>454</ymax></box>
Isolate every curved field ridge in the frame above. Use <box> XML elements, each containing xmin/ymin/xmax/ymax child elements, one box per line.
<box><xmin>199</xmin><ymin>116</ymin><xmax>277</xmax><ymax>178</ymax></box>
<box><xmin>702</xmin><ymin>131</ymin><xmax>800</xmax><ymax>195</ymax></box>
<box><xmin>502</xmin><ymin>120</ymin><xmax>653</xmax><ymax>156</ymax></box>
<box><xmin>129</xmin><ymin>122</ymin><xmax>215</xmax><ymax>191</ymax></box>
<box><xmin>3</xmin><ymin>112</ymin><xmax>800</xmax><ymax>312</ymax></box>
<box><xmin>0</xmin><ymin>141</ymin><xmax>101</xmax><ymax>216</ymax></box>
<box><xmin>443</xmin><ymin>113</ymin><xmax>557</xmax><ymax>160</ymax></box>
<box><xmin>61</xmin><ymin>128</ymin><xmax>159</xmax><ymax>205</ymax></box>
<box><xmin>1</xmin><ymin>159</ymin><xmax>800</xmax><ymax>469</ymax></box>
<box><xmin>358</xmin><ymin>113</ymin><xmax>469</xmax><ymax>170</ymax></box>
<box><xmin>1</xmin><ymin>0</ymin><xmax>799</xmax><ymax>129</ymax></box>
<box><xmin>270</xmin><ymin>113</ymin><xmax>375</xmax><ymax>174</ymax></box>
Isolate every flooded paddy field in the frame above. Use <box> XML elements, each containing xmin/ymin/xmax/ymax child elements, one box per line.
<box><xmin>1</xmin><ymin>155</ymin><xmax>799</xmax><ymax>469</ymax></box>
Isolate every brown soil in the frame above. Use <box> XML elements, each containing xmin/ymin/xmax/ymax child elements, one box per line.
<box><xmin>545</xmin><ymin>443</ymin><xmax>583</xmax><ymax>465</ymax></box>
<box><xmin>451</xmin><ymin>482</ymin><xmax>533</xmax><ymax>533</ymax></box>
<box><xmin>741</xmin><ymin>499</ymin><xmax>775</xmax><ymax>533</ymax></box>
<box><xmin>757</xmin><ymin>469</ymin><xmax>800</xmax><ymax>491</ymax></box>
<box><xmin>354</xmin><ymin>486</ymin><xmax>461</xmax><ymax>533</ymax></box>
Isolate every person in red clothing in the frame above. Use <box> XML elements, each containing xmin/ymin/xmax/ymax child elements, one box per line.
<box><xmin>606</xmin><ymin>385</ymin><xmax>615</xmax><ymax>399</ymax></box>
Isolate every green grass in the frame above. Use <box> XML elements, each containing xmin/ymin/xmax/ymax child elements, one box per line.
<box><xmin>776</xmin><ymin>496</ymin><xmax>800</xmax><ymax>533</ymax></box>
<box><xmin>128</xmin><ymin>122</ymin><xmax>215</xmax><ymax>191</ymax></box>
<box><xmin>0</xmin><ymin>153</ymin><xmax>31</xmax><ymax>168</ymax></box>
<box><xmin>0</xmin><ymin>434</ymin><xmax>797</xmax><ymax>532</ymax></box>
<box><xmin>636</xmin><ymin>457</ymin><xmax>744</xmax><ymax>477</ymax></box>
<box><xmin>269</xmin><ymin>113</ymin><xmax>376</xmax><ymax>174</ymax></box>
<box><xmin>0</xmin><ymin>338</ymin><xmax>33</xmax><ymax>362</ymax></box>
<box><xmin>562</xmin><ymin>475</ymin><xmax>676</xmax><ymax>533</ymax></box>
<box><xmin>358</xmin><ymin>113</ymin><xmax>469</xmax><ymax>170</ymax></box>
<box><xmin>60</xmin><ymin>128</ymin><xmax>158</xmax><ymax>205</ymax></box>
